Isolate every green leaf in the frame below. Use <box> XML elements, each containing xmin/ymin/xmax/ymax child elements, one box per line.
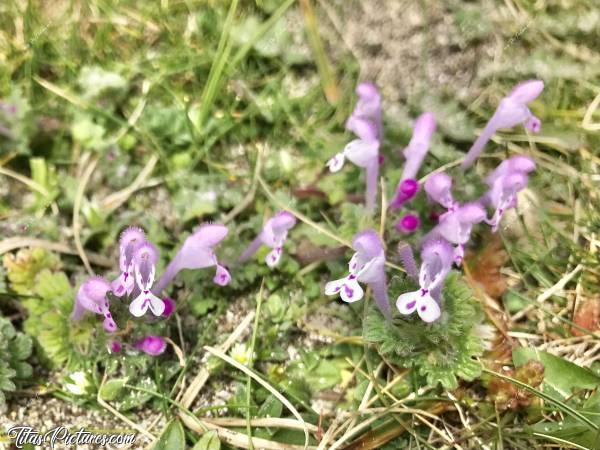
<box><xmin>257</xmin><ymin>394</ymin><xmax>283</xmax><ymax>419</ymax></box>
<box><xmin>513</xmin><ymin>348</ymin><xmax>600</xmax><ymax>399</ymax></box>
<box><xmin>152</xmin><ymin>420</ymin><xmax>186</xmax><ymax>450</ymax></box>
<box><xmin>192</xmin><ymin>430</ymin><xmax>221</xmax><ymax>450</ymax></box>
<box><xmin>11</xmin><ymin>334</ymin><xmax>33</xmax><ymax>360</ymax></box>
<box><xmin>99</xmin><ymin>378</ymin><xmax>128</xmax><ymax>402</ymax></box>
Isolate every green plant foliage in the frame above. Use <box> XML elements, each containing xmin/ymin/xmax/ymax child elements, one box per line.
<box><xmin>3</xmin><ymin>247</ymin><xmax>61</xmax><ymax>295</ymax></box>
<box><xmin>0</xmin><ymin>317</ymin><xmax>33</xmax><ymax>410</ymax></box>
<box><xmin>22</xmin><ymin>270</ymin><xmax>95</xmax><ymax>369</ymax></box>
<box><xmin>364</xmin><ymin>272</ymin><xmax>484</xmax><ymax>389</ymax></box>
<box><xmin>513</xmin><ymin>348</ymin><xmax>600</xmax><ymax>400</ymax></box>
<box><xmin>151</xmin><ymin>419</ymin><xmax>186</xmax><ymax>450</ymax></box>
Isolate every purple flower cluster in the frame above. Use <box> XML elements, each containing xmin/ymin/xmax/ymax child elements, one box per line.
<box><xmin>325</xmin><ymin>80</ymin><xmax>543</xmax><ymax>323</ymax></box>
<box><xmin>71</xmin><ymin>78</ymin><xmax>543</xmax><ymax>354</ymax></box>
<box><xmin>72</xmin><ymin>211</ymin><xmax>297</xmax><ymax>356</ymax></box>
<box><xmin>72</xmin><ymin>224</ymin><xmax>231</xmax><ymax>356</ymax></box>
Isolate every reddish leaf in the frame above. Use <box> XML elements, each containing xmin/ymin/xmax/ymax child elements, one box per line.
<box><xmin>572</xmin><ymin>297</ymin><xmax>600</xmax><ymax>336</ymax></box>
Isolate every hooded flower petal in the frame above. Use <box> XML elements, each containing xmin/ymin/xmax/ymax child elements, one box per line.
<box><xmin>401</xmin><ymin>112</ymin><xmax>436</xmax><ymax>181</ymax></box>
<box><xmin>419</xmin><ymin>240</ymin><xmax>454</xmax><ymax>289</ymax></box>
<box><xmin>345</xmin><ymin>82</ymin><xmax>382</xmax><ymax>141</ymax></box>
<box><xmin>424</xmin><ymin>173</ymin><xmax>455</xmax><ymax>209</ymax></box>
<box><xmin>330</xmin><ymin>83</ymin><xmax>382</xmax><ymax>212</ymax></box>
<box><xmin>339</xmin><ymin>139</ymin><xmax>379</xmax><ymax>169</ymax></box>
<box><xmin>72</xmin><ymin>276</ymin><xmax>118</xmax><ymax>333</ymax></box>
<box><xmin>483</xmin><ymin>155</ymin><xmax>535</xmax><ymax>232</ymax></box>
<box><xmin>111</xmin><ymin>226</ymin><xmax>146</xmax><ymax>297</ymax></box>
<box><xmin>153</xmin><ymin>224</ymin><xmax>229</xmax><ymax>293</ymax></box>
<box><xmin>134</xmin><ymin>336</ymin><xmax>167</xmax><ymax>356</ymax></box>
<box><xmin>240</xmin><ymin>211</ymin><xmax>296</xmax><ymax>268</ymax></box>
<box><xmin>508</xmin><ymin>80</ymin><xmax>545</xmax><ymax>103</ymax></box>
<box><xmin>352</xmin><ymin>230</ymin><xmax>383</xmax><ymax>259</ymax></box>
<box><xmin>435</xmin><ymin>203</ymin><xmax>486</xmax><ymax>245</ymax></box>
<box><xmin>462</xmin><ymin>80</ymin><xmax>544</xmax><ymax>169</ymax></box>
<box><xmin>346</xmin><ymin>116</ymin><xmax>378</xmax><ymax>142</ymax></box>
<box><xmin>259</xmin><ymin>211</ymin><xmax>296</xmax><ymax>248</ymax></box>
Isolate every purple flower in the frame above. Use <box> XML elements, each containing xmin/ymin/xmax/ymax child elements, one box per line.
<box><xmin>324</xmin><ymin>230</ymin><xmax>390</xmax><ymax>318</ymax></box>
<box><xmin>462</xmin><ymin>80</ymin><xmax>544</xmax><ymax>169</ymax></box>
<box><xmin>133</xmin><ymin>336</ymin><xmax>167</xmax><ymax>356</ymax></box>
<box><xmin>483</xmin><ymin>155</ymin><xmax>536</xmax><ymax>232</ymax></box>
<box><xmin>328</xmin><ymin>83</ymin><xmax>382</xmax><ymax>211</ymax></box>
<box><xmin>389</xmin><ymin>179</ymin><xmax>419</xmax><ymax>209</ymax></box>
<box><xmin>108</xmin><ymin>341</ymin><xmax>122</xmax><ymax>354</ymax></box>
<box><xmin>396</xmin><ymin>240</ymin><xmax>454</xmax><ymax>323</ymax></box>
<box><xmin>111</xmin><ymin>227</ymin><xmax>146</xmax><ymax>297</ymax></box>
<box><xmin>390</xmin><ymin>113</ymin><xmax>436</xmax><ymax>208</ymax></box>
<box><xmin>424</xmin><ymin>172</ymin><xmax>456</xmax><ymax>209</ymax></box>
<box><xmin>326</xmin><ymin>138</ymin><xmax>380</xmax><ymax>211</ymax></box>
<box><xmin>153</xmin><ymin>224</ymin><xmax>230</xmax><ymax>294</ymax></box>
<box><xmin>396</xmin><ymin>214</ymin><xmax>421</xmax><ymax>233</ymax></box>
<box><xmin>239</xmin><ymin>211</ymin><xmax>297</xmax><ymax>268</ymax></box>
<box><xmin>345</xmin><ymin>82</ymin><xmax>382</xmax><ymax>141</ymax></box>
<box><xmin>428</xmin><ymin>203</ymin><xmax>487</xmax><ymax>264</ymax></box>
<box><xmin>129</xmin><ymin>243</ymin><xmax>165</xmax><ymax>317</ymax></box>
<box><xmin>71</xmin><ymin>276</ymin><xmax>118</xmax><ymax>333</ymax></box>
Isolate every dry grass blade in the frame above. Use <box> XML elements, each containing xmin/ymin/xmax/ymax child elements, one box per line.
<box><xmin>221</xmin><ymin>144</ymin><xmax>264</xmax><ymax>224</ymax></box>
<box><xmin>97</xmin><ymin>374</ymin><xmax>156</xmax><ymax>442</ymax></box>
<box><xmin>72</xmin><ymin>156</ymin><xmax>98</xmax><ymax>275</ymax></box>
<box><xmin>511</xmin><ymin>264</ymin><xmax>583</xmax><ymax>321</ymax></box>
<box><xmin>0</xmin><ymin>236</ymin><xmax>112</xmax><ymax>267</ymax></box>
<box><xmin>204</xmin><ymin>345</ymin><xmax>311</xmax><ymax>450</ymax></box>
<box><xmin>100</xmin><ymin>154</ymin><xmax>159</xmax><ymax>213</ymax></box>
<box><xmin>180</xmin><ymin>414</ymin><xmax>317</xmax><ymax>450</ymax></box>
<box><xmin>202</xmin><ymin>417</ymin><xmax>319</xmax><ymax>433</ymax></box>
<box><xmin>180</xmin><ymin>311</ymin><xmax>255</xmax><ymax>409</ymax></box>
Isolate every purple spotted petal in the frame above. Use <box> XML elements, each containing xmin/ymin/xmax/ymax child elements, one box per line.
<box><xmin>213</xmin><ymin>264</ymin><xmax>231</xmax><ymax>286</ymax></box>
